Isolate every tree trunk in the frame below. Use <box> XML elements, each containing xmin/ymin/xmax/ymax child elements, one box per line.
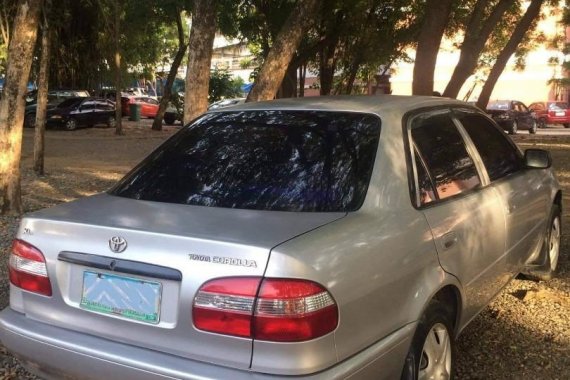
<box><xmin>476</xmin><ymin>0</ymin><xmax>544</xmax><ymax>109</ymax></box>
<box><xmin>443</xmin><ymin>0</ymin><xmax>514</xmax><ymax>98</ymax></box>
<box><xmin>0</xmin><ymin>0</ymin><xmax>42</xmax><ymax>215</ymax></box>
<box><xmin>412</xmin><ymin>0</ymin><xmax>454</xmax><ymax>95</ymax></box>
<box><xmin>34</xmin><ymin>0</ymin><xmax>51</xmax><ymax>175</ymax></box>
<box><xmin>152</xmin><ymin>9</ymin><xmax>187</xmax><ymax>131</ymax></box>
<box><xmin>114</xmin><ymin>1</ymin><xmax>123</xmax><ymax>135</ymax></box>
<box><xmin>299</xmin><ymin>64</ymin><xmax>306</xmax><ymax>97</ymax></box>
<box><xmin>184</xmin><ymin>0</ymin><xmax>218</xmax><ymax>124</ymax></box>
<box><xmin>246</xmin><ymin>0</ymin><xmax>321</xmax><ymax>102</ymax></box>
<box><xmin>278</xmin><ymin>62</ymin><xmax>298</xmax><ymax>98</ymax></box>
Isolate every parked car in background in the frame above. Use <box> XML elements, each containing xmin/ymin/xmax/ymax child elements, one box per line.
<box><xmin>123</xmin><ymin>96</ymin><xmax>160</xmax><ymax>118</ymax></box>
<box><xmin>208</xmin><ymin>98</ymin><xmax>246</xmax><ymax>110</ymax></box>
<box><xmin>486</xmin><ymin>100</ymin><xmax>537</xmax><ymax>134</ymax></box>
<box><xmin>0</xmin><ymin>96</ymin><xmax>561</xmax><ymax>380</ymax></box>
<box><xmin>528</xmin><ymin>101</ymin><xmax>570</xmax><ymax>128</ymax></box>
<box><xmin>24</xmin><ymin>90</ymin><xmax>91</xmax><ymax>128</ymax></box>
<box><xmin>46</xmin><ymin>97</ymin><xmax>116</xmax><ymax>130</ymax></box>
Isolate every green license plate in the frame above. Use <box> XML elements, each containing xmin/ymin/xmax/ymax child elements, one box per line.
<box><xmin>80</xmin><ymin>271</ymin><xmax>161</xmax><ymax>324</ymax></box>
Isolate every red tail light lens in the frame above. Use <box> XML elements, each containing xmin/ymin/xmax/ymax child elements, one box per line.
<box><xmin>193</xmin><ymin>277</ymin><xmax>338</xmax><ymax>342</ymax></box>
<box><xmin>9</xmin><ymin>239</ymin><xmax>52</xmax><ymax>296</ymax></box>
<box><xmin>254</xmin><ymin>278</ymin><xmax>338</xmax><ymax>342</ymax></box>
<box><xmin>193</xmin><ymin>277</ymin><xmax>260</xmax><ymax>338</ymax></box>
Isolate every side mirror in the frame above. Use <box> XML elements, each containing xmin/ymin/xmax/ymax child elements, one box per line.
<box><xmin>525</xmin><ymin>149</ymin><xmax>551</xmax><ymax>169</ymax></box>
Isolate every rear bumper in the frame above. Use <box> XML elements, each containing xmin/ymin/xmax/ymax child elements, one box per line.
<box><xmin>545</xmin><ymin>116</ymin><xmax>570</xmax><ymax>124</ymax></box>
<box><xmin>0</xmin><ymin>308</ymin><xmax>414</xmax><ymax>380</ymax></box>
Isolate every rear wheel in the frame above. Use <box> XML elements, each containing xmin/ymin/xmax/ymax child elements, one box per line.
<box><xmin>524</xmin><ymin>205</ymin><xmax>561</xmax><ymax>281</ymax></box>
<box><xmin>564</xmin><ymin>123</ymin><xmax>570</xmax><ymax>128</ymax></box>
<box><xmin>64</xmin><ymin>118</ymin><xmax>77</xmax><ymax>131</ymax></box>
<box><xmin>401</xmin><ymin>300</ymin><xmax>455</xmax><ymax>380</ymax></box>
<box><xmin>529</xmin><ymin>120</ymin><xmax>537</xmax><ymax>134</ymax></box>
<box><xmin>107</xmin><ymin>115</ymin><xmax>116</xmax><ymax>128</ymax></box>
<box><xmin>164</xmin><ymin>113</ymin><xmax>176</xmax><ymax>125</ymax></box>
<box><xmin>509</xmin><ymin>120</ymin><xmax>518</xmax><ymax>135</ymax></box>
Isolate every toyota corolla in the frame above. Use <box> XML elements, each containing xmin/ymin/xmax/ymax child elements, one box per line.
<box><xmin>0</xmin><ymin>96</ymin><xmax>561</xmax><ymax>380</ymax></box>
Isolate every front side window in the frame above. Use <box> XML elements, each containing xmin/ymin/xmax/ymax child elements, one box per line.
<box><xmin>411</xmin><ymin>112</ymin><xmax>481</xmax><ymax>202</ymax></box>
<box><xmin>455</xmin><ymin>111</ymin><xmax>522</xmax><ymax>181</ymax></box>
<box><xmin>111</xmin><ymin>111</ymin><xmax>381</xmax><ymax>212</ymax></box>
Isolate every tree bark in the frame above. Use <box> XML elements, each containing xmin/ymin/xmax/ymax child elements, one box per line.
<box><xmin>184</xmin><ymin>0</ymin><xmax>218</xmax><ymax>124</ymax></box>
<box><xmin>299</xmin><ymin>64</ymin><xmax>306</xmax><ymax>97</ymax></box>
<box><xmin>114</xmin><ymin>1</ymin><xmax>123</xmax><ymax>135</ymax></box>
<box><xmin>412</xmin><ymin>0</ymin><xmax>454</xmax><ymax>95</ymax></box>
<box><xmin>153</xmin><ymin>9</ymin><xmax>187</xmax><ymax>131</ymax></box>
<box><xmin>33</xmin><ymin>0</ymin><xmax>51</xmax><ymax>175</ymax></box>
<box><xmin>476</xmin><ymin>0</ymin><xmax>544</xmax><ymax>109</ymax></box>
<box><xmin>443</xmin><ymin>0</ymin><xmax>514</xmax><ymax>98</ymax></box>
<box><xmin>278</xmin><ymin>62</ymin><xmax>298</xmax><ymax>98</ymax></box>
<box><xmin>246</xmin><ymin>0</ymin><xmax>321</xmax><ymax>102</ymax></box>
<box><xmin>0</xmin><ymin>0</ymin><xmax>42</xmax><ymax>215</ymax></box>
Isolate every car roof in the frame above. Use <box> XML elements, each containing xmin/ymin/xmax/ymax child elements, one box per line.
<box><xmin>206</xmin><ymin>95</ymin><xmax>470</xmax><ymax>116</ymax></box>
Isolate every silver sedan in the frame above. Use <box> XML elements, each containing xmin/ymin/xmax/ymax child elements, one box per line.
<box><xmin>0</xmin><ymin>95</ymin><xmax>561</xmax><ymax>379</ymax></box>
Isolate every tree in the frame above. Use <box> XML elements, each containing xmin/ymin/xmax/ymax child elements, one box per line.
<box><xmin>442</xmin><ymin>0</ymin><xmax>516</xmax><ymax>98</ymax></box>
<box><xmin>476</xmin><ymin>0</ymin><xmax>545</xmax><ymax>109</ymax></box>
<box><xmin>113</xmin><ymin>1</ymin><xmax>123</xmax><ymax>135</ymax></box>
<box><xmin>34</xmin><ymin>0</ymin><xmax>52</xmax><ymax>175</ymax></box>
<box><xmin>184</xmin><ymin>0</ymin><xmax>218</xmax><ymax>124</ymax></box>
<box><xmin>246</xmin><ymin>0</ymin><xmax>321</xmax><ymax>102</ymax></box>
<box><xmin>412</xmin><ymin>0</ymin><xmax>455</xmax><ymax>95</ymax></box>
<box><xmin>0</xmin><ymin>0</ymin><xmax>17</xmax><ymax>72</ymax></box>
<box><xmin>0</xmin><ymin>0</ymin><xmax>42</xmax><ymax>214</ymax></box>
<box><xmin>152</xmin><ymin>6</ymin><xmax>188</xmax><ymax>131</ymax></box>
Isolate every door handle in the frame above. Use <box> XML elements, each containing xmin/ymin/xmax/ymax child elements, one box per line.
<box><xmin>440</xmin><ymin>231</ymin><xmax>458</xmax><ymax>251</ymax></box>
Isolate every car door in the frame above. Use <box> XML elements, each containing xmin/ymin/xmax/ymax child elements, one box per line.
<box><xmin>75</xmin><ymin>99</ymin><xmax>95</xmax><ymax>125</ymax></box>
<box><xmin>454</xmin><ymin>109</ymin><xmax>549</xmax><ymax>272</ymax></box>
<box><xmin>515</xmin><ymin>101</ymin><xmax>534</xmax><ymax>129</ymax></box>
<box><xmin>408</xmin><ymin>109</ymin><xmax>509</xmax><ymax>322</ymax></box>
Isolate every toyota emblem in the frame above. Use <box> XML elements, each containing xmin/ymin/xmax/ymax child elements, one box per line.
<box><xmin>109</xmin><ymin>236</ymin><xmax>128</xmax><ymax>253</ymax></box>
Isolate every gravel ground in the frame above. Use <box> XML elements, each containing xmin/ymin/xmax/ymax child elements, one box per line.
<box><xmin>0</xmin><ymin>122</ymin><xmax>569</xmax><ymax>379</ymax></box>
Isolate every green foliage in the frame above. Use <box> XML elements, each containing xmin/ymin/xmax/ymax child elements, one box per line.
<box><xmin>209</xmin><ymin>68</ymin><xmax>244</xmax><ymax>102</ymax></box>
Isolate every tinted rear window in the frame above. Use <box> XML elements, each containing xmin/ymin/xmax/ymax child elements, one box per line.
<box><xmin>111</xmin><ymin>111</ymin><xmax>381</xmax><ymax>212</ymax></box>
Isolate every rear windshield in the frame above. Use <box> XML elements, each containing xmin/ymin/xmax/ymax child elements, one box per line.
<box><xmin>487</xmin><ymin>101</ymin><xmax>510</xmax><ymax>110</ymax></box>
<box><xmin>57</xmin><ymin>98</ymin><xmax>82</xmax><ymax>108</ymax></box>
<box><xmin>548</xmin><ymin>102</ymin><xmax>569</xmax><ymax>110</ymax></box>
<box><xmin>111</xmin><ymin>110</ymin><xmax>381</xmax><ymax>212</ymax></box>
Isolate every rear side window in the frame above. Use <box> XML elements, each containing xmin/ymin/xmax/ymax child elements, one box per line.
<box><xmin>411</xmin><ymin>112</ymin><xmax>481</xmax><ymax>202</ymax></box>
<box><xmin>111</xmin><ymin>111</ymin><xmax>381</xmax><ymax>212</ymax></box>
<box><xmin>456</xmin><ymin>111</ymin><xmax>522</xmax><ymax>181</ymax></box>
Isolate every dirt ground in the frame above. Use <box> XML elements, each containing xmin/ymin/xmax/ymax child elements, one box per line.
<box><xmin>1</xmin><ymin>120</ymin><xmax>570</xmax><ymax>379</ymax></box>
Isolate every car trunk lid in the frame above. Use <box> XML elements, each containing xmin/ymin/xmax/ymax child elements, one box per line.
<box><xmin>13</xmin><ymin>193</ymin><xmax>345</xmax><ymax>370</ymax></box>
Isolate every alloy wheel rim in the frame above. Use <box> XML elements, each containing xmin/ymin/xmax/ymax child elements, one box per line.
<box><xmin>549</xmin><ymin>217</ymin><xmax>561</xmax><ymax>271</ymax></box>
<box><xmin>419</xmin><ymin>323</ymin><xmax>452</xmax><ymax>380</ymax></box>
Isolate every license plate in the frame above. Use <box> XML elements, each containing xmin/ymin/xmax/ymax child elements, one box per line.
<box><xmin>556</xmin><ymin>112</ymin><xmax>565</xmax><ymax>116</ymax></box>
<box><xmin>80</xmin><ymin>271</ymin><xmax>161</xmax><ymax>324</ymax></box>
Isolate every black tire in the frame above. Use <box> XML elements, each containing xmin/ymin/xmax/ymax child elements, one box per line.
<box><xmin>529</xmin><ymin>120</ymin><xmax>537</xmax><ymax>134</ymax></box>
<box><xmin>524</xmin><ymin>205</ymin><xmax>561</xmax><ymax>281</ymax></box>
<box><xmin>509</xmin><ymin>120</ymin><xmax>518</xmax><ymax>135</ymax></box>
<box><xmin>164</xmin><ymin>113</ymin><xmax>176</xmax><ymax>125</ymax></box>
<box><xmin>564</xmin><ymin>123</ymin><xmax>570</xmax><ymax>129</ymax></box>
<box><xmin>401</xmin><ymin>300</ymin><xmax>455</xmax><ymax>380</ymax></box>
<box><xmin>538</xmin><ymin>118</ymin><xmax>546</xmax><ymax>129</ymax></box>
<box><xmin>64</xmin><ymin>118</ymin><xmax>77</xmax><ymax>131</ymax></box>
<box><xmin>107</xmin><ymin>115</ymin><xmax>116</xmax><ymax>128</ymax></box>
<box><xmin>24</xmin><ymin>113</ymin><xmax>36</xmax><ymax>128</ymax></box>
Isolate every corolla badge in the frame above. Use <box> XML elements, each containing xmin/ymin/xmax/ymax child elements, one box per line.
<box><xmin>109</xmin><ymin>236</ymin><xmax>128</xmax><ymax>253</ymax></box>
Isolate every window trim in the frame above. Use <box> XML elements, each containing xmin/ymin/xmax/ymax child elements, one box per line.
<box><xmin>451</xmin><ymin>107</ymin><xmax>525</xmax><ymax>185</ymax></box>
<box><xmin>403</xmin><ymin>105</ymin><xmax>488</xmax><ymax>209</ymax></box>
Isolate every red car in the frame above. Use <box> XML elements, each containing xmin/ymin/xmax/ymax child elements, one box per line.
<box><xmin>528</xmin><ymin>101</ymin><xmax>570</xmax><ymax>128</ymax></box>
<box><xmin>123</xmin><ymin>96</ymin><xmax>160</xmax><ymax>118</ymax></box>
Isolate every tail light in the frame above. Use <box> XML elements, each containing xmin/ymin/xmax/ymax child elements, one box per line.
<box><xmin>193</xmin><ymin>277</ymin><xmax>338</xmax><ymax>342</ymax></box>
<box><xmin>9</xmin><ymin>239</ymin><xmax>52</xmax><ymax>296</ymax></box>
